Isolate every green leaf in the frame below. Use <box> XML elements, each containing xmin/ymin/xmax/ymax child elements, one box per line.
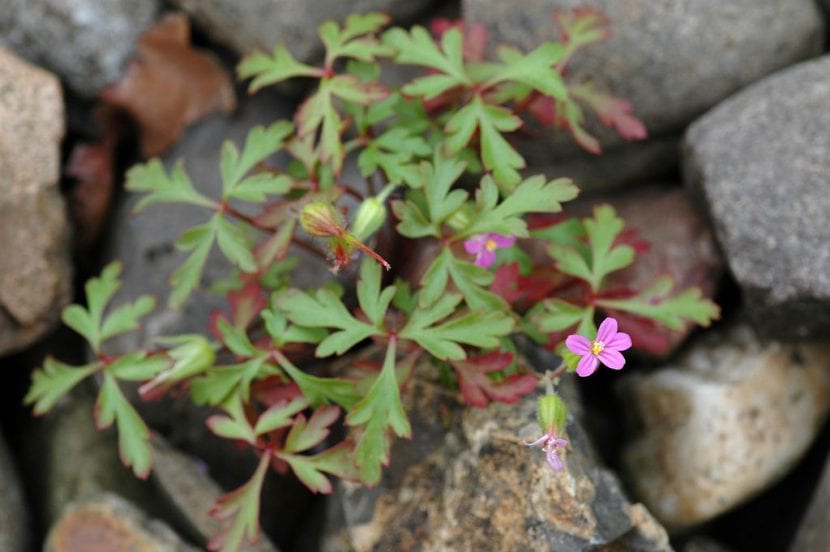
<box><xmin>283</xmin><ymin>406</ymin><xmax>340</xmax><ymax>452</ymax></box>
<box><xmin>25</xmin><ymin>358</ymin><xmax>97</xmax><ymax>415</ymax></box>
<box><xmin>276</xmin><ymin>354</ymin><xmax>360</xmax><ymax>408</ymax></box>
<box><xmin>596</xmin><ymin>276</ymin><xmax>720</xmax><ymax>330</ymax></box>
<box><xmin>400</xmin><ymin>293</ymin><xmax>514</xmax><ymax>360</ymax></box>
<box><xmin>229</xmin><ymin>173</ymin><xmax>293</xmax><ymax>203</ymax></box>
<box><xmin>384</xmin><ymin>26</ymin><xmax>470</xmax><ymax>94</ymax></box>
<box><xmin>216</xmin><ymin>317</ymin><xmax>258</xmax><ymax>357</ymax></box>
<box><xmin>238</xmin><ymin>45</ymin><xmax>321</xmax><ymax>92</ymax></box>
<box><xmin>253</xmin><ymin>396</ymin><xmax>310</xmax><ymax>435</ymax></box>
<box><xmin>465</xmin><ymin>175</ymin><xmax>579</xmax><ymax>238</ymax></box>
<box><xmin>126</xmin><ymin>159</ymin><xmax>216</xmax><ymax>212</ymax></box>
<box><xmin>533</xmin><ymin>300</ymin><xmax>594</xmax><ymax>333</ymax></box>
<box><xmin>356</xmin><ymin>257</ymin><xmax>396</xmax><ymax>327</ymax></box>
<box><xmin>277</xmin><ymin>288</ymin><xmax>379</xmax><ymax>357</ymax></box>
<box><xmin>95</xmin><ymin>373</ymin><xmax>152</xmax><ymax>478</ymax></box>
<box><xmin>207</xmin><ymin>395</ymin><xmax>256</xmax><ymax>445</ymax></box>
<box><xmin>191</xmin><ymin>357</ymin><xmax>272</xmax><ymax>406</ymax></box>
<box><xmin>279</xmin><ymin>443</ymin><xmax>357</xmax><ymax>494</ymax></box>
<box><xmin>107</xmin><ymin>351</ymin><xmax>171</xmax><ymax>381</ymax></box>
<box><xmin>100</xmin><ymin>295</ymin><xmax>155</xmax><ymax>343</ymax></box>
<box><xmin>213</xmin><ymin>215</ymin><xmax>257</xmax><ymax>273</ymax></box>
<box><xmin>346</xmin><ymin>340</ymin><xmax>410</xmax><ymax>485</ymax></box>
<box><xmin>221</xmin><ymin>121</ymin><xmax>293</xmax><ymax>200</ymax></box>
<box><xmin>482</xmin><ymin>43</ymin><xmax>568</xmax><ymax>100</ymax></box>
<box><xmin>418</xmin><ymin>248</ymin><xmax>505</xmax><ymax>311</ymax></box>
<box><xmin>170</xmin><ymin>223</ymin><xmax>215</xmax><ymax>308</ymax></box>
<box><xmin>320</xmin><ymin>12</ymin><xmax>393</xmax><ymax>66</ymax></box>
<box><xmin>208</xmin><ymin>452</ymin><xmax>270</xmax><ymax>552</ymax></box>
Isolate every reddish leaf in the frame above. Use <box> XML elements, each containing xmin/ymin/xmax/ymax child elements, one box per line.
<box><xmin>430</xmin><ymin>18</ymin><xmax>489</xmax><ymax>62</ymax></box>
<box><xmin>570</xmin><ymin>81</ymin><xmax>647</xmax><ymax>142</ymax></box>
<box><xmin>450</xmin><ymin>351</ymin><xmax>538</xmax><ymax>408</ymax></box>
<box><xmin>101</xmin><ymin>12</ymin><xmax>236</xmax><ymax>156</ymax></box>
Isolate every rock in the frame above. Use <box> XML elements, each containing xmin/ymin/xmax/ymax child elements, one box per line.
<box><xmin>45</xmin><ymin>493</ymin><xmax>199</xmax><ymax>552</ymax></box>
<box><xmin>150</xmin><ymin>436</ymin><xmax>279</xmax><ymax>551</ymax></box>
<box><xmin>0</xmin><ymin>0</ymin><xmax>159</xmax><ymax>98</ymax></box>
<box><xmin>681</xmin><ymin>537</ymin><xmax>735</xmax><ymax>552</ymax></box>
<box><xmin>323</xmin><ymin>372</ymin><xmax>671</xmax><ymax>551</ymax></box>
<box><xmin>169</xmin><ymin>0</ymin><xmax>435</xmax><ymax>61</ymax></box>
<box><xmin>684</xmin><ymin>55</ymin><xmax>830</xmax><ymax>339</ymax></box>
<box><xmin>788</xmin><ymin>450</ymin><xmax>830</xmax><ymax>552</ymax></box>
<box><xmin>0</xmin><ymin>47</ymin><xmax>72</xmax><ymax>355</ymax></box>
<box><xmin>620</xmin><ymin>324</ymin><xmax>830</xmax><ymax>530</ymax></box>
<box><xmin>0</xmin><ymin>429</ymin><xmax>30</xmax><ymax>551</ymax></box>
<box><xmin>463</xmin><ymin>0</ymin><xmax>824</xmax><ymax>153</ymax></box>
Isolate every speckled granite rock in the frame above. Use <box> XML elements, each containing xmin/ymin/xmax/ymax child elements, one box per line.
<box><xmin>463</xmin><ymin>0</ymin><xmax>824</xmax><ymax>154</ymax></box>
<box><xmin>323</xmin><ymin>374</ymin><xmax>671</xmax><ymax>551</ymax></box>
<box><xmin>45</xmin><ymin>493</ymin><xmax>198</xmax><ymax>552</ymax></box>
<box><xmin>685</xmin><ymin>55</ymin><xmax>830</xmax><ymax>339</ymax></box>
<box><xmin>168</xmin><ymin>0</ymin><xmax>434</xmax><ymax>61</ymax></box>
<box><xmin>0</xmin><ymin>0</ymin><xmax>159</xmax><ymax>97</ymax></box>
<box><xmin>620</xmin><ymin>324</ymin><xmax>830</xmax><ymax>530</ymax></box>
<box><xmin>0</xmin><ymin>47</ymin><xmax>71</xmax><ymax>355</ymax></box>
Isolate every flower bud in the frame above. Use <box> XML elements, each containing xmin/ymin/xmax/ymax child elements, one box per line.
<box><xmin>300</xmin><ymin>201</ymin><xmax>343</xmax><ymax>237</ymax></box>
<box><xmin>351</xmin><ymin>197</ymin><xmax>387</xmax><ymax>241</ymax></box>
<box><xmin>537</xmin><ymin>393</ymin><xmax>567</xmax><ymax>435</ymax></box>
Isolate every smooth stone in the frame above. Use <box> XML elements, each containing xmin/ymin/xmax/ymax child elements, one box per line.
<box><xmin>463</xmin><ymin>0</ymin><xmax>824</xmax><ymax>154</ymax></box>
<box><xmin>168</xmin><ymin>0</ymin><xmax>435</xmax><ymax>61</ymax></box>
<box><xmin>684</xmin><ymin>55</ymin><xmax>830</xmax><ymax>338</ymax></box>
<box><xmin>323</xmin><ymin>370</ymin><xmax>671</xmax><ymax>551</ymax></box>
<box><xmin>0</xmin><ymin>47</ymin><xmax>71</xmax><ymax>355</ymax></box>
<box><xmin>0</xmin><ymin>0</ymin><xmax>159</xmax><ymax>97</ymax></box>
<box><xmin>44</xmin><ymin>493</ymin><xmax>199</xmax><ymax>552</ymax></box>
<box><xmin>620</xmin><ymin>324</ymin><xmax>830</xmax><ymax>530</ymax></box>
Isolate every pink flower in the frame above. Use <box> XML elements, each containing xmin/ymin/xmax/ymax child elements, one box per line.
<box><xmin>463</xmin><ymin>233</ymin><xmax>516</xmax><ymax>268</ymax></box>
<box><xmin>524</xmin><ymin>428</ymin><xmax>568</xmax><ymax>471</ymax></box>
<box><xmin>565</xmin><ymin>317</ymin><xmax>632</xmax><ymax>377</ymax></box>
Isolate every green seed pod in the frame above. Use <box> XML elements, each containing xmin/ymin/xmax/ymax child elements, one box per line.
<box><xmin>351</xmin><ymin>197</ymin><xmax>387</xmax><ymax>241</ymax></box>
<box><xmin>300</xmin><ymin>201</ymin><xmax>342</xmax><ymax>237</ymax></box>
<box><xmin>537</xmin><ymin>393</ymin><xmax>567</xmax><ymax>435</ymax></box>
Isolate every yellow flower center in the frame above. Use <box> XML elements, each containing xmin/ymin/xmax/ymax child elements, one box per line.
<box><xmin>485</xmin><ymin>239</ymin><xmax>498</xmax><ymax>251</ymax></box>
<box><xmin>591</xmin><ymin>340</ymin><xmax>604</xmax><ymax>356</ymax></box>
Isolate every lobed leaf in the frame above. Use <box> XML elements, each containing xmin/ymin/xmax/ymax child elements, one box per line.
<box><xmin>95</xmin><ymin>373</ymin><xmax>153</xmax><ymax>478</ymax></box>
<box><xmin>25</xmin><ymin>358</ymin><xmax>97</xmax><ymax>415</ymax></box>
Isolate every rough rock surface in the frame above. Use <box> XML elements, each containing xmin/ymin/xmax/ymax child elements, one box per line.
<box><xmin>169</xmin><ymin>0</ymin><xmax>434</xmax><ymax>61</ymax></box>
<box><xmin>0</xmin><ymin>0</ymin><xmax>159</xmax><ymax>97</ymax></box>
<box><xmin>0</xmin><ymin>47</ymin><xmax>71</xmax><ymax>355</ymax></box>
<box><xmin>685</xmin><ymin>55</ymin><xmax>830</xmax><ymax>338</ymax></box>
<box><xmin>323</xmin><ymin>373</ymin><xmax>671</xmax><ymax>551</ymax></box>
<box><xmin>0</xmin><ymin>430</ymin><xmax>30</xmax><ymax>551</ymax></box>
<box><xmin>463</xmin><ymin>0</ymin><xmax>824</xmax><ymax>154</ymax></box>
<box><xmin>620</xmin><ymin>324</ymin><xmax>830</xmax><ymax>530</ymax></box>
<box><xmin>788</xmin><ymin>450</ymin><xmax>830</xmax><ymax>552</ymax></box>
<box><xmin>44</xmin><ymin>493</ymin><xmax>199</xmax><ymax>552</ymax></box>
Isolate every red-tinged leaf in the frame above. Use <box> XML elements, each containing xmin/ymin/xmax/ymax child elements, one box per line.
<box><xmin>491</xmin><ymin>263</ymin><xmax>565</xmax><ymax>310</ymax></box>
<box><xmin>450</xmin><ymin>351</ymin><xmax>539</xmax><ymax>408</ymax></box>
<box><xmin>601</xmin><ymin>308</ymin><xmax>674</xmax><ymax>356</ymax></box>
<box><xmin>527</xmin><ymin>94</ymin><xmax>556</xmax><ymax>127</ymax></box>
<box><xmin>554</xmin><ymin>8</ymin><xmax>611</xmax><ymax>50</ymax></box>
<box><xmin>284</xmin><ymin>405</ymin><xmax>341</xmax><ymax>453</ymax></box>
<box><xmin>430</xmin><ymin>19</ymin><xmax>488</xmax><ymax>62</ymax></box>
<box><xmin>209</xmin><ymin>452</ymin><xmax>270</xmax><ymax>552</ymax></box>
<box><xmin>252</xmin><ymin>380</ymin><xmax>304</xmax><ymax>408</ymax></box>
<box><xmin>101</xmin><ymin>13</ymin><xmax>235</xmax><ymax>156</ymax></box>
<box><xmin>228</xmin><ymin>281</ymin><xmax>267</xmax><ymax>329</ymax></box>
<box><xmin>570</xmin><ymin>81</ymin><xmax>647</xmax><ymax>142</ymax></box>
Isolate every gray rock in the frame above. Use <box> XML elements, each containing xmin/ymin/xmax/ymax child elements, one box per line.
<box><xmin>0</xmin><ymin>430</ymin><xmax>30</xmax><ymax>551</ymax></box>
<box><xmin>323</xmin><ymin>371</ymin><xmax>671</xmax><ymax>551</ymax></box>
<box><xmin>44</xmin><ymin>492</ymin><xmax>199</xmax><ymax>552</ymax></box>
<box><xmin>169</xmin><ymin>0</ymin><xmax>435</xmax><ymax>61</ymax></box>
<box><xmin>620</xmin><ymin>324</ymin><xmax>830</xmax><ymax>530</ymax></box>
<box><xmin>0</xmin><ymin>47</ymin><xmax>71</xmax><ymax>356</ymax></box>
<box><xmin>0</xmin><ymin>0</ymin><xmax>159</xmax><ymax>97</ymax></box>
<box><xmin>788</xmin><ymin>449</ymin><xmax>830</xmax><ymax>552</ymax></box>
<box><xmin>150</xmin><ymin>435</ymin><xmax>279</xmax><ymax>551</ymax></box>
<box><xmin>463</xmin><ymin>0</ymin><xmax>823</xmax><ymax>152</ymax></box>
<box><xmin>684</xmin><ymin>55</ymin><xmax>830</xmax><ymax>338</ymax></box>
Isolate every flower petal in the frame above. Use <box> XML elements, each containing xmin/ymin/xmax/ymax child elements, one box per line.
<box><xmin>464</xmin><ymin>236</ymin><xmax>485</xmax><ymax>254</ymax></box>
<box><xmin>598</xmin><ymin>349</ymin><xmax>625</xmax><ymax>370</ymax></box>
<box><xmin>576</xmin><ymin>355</ymin><xmax>598</xmax><ymax>377</ymax></box>
<box><xmin>491</xmin><ymin>233</ymin><xmax>517</xmax><ymax>248</ymax></box>
<box><xmin>523</xmin><ymin>434</ymin><xmax>548</xmax><ymax>448</ymax></box>
<box><xmin>477</xmin><ymin>249</ymin><xmax>496</xmax><ymax>268</ymax></box>
<box><xmin>596</xmin><ymin>317</ymin><xmax>618</xmax><ymax>343</ymax></box>
<box><xmin>606</xmin><ymin>331</ymin><xmax>632</xmax><ymax>351</ymax></box>
<box><xmin>546</xmin><ymin>447</ymin><xmax>564</xmax><ymax>471</ymax></box>
<box><xmin>565</xmin><ymin>335</ymin><xmax>592</xmax><ymax>355</ymax></box>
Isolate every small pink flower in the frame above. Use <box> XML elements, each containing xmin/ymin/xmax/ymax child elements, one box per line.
<box><xmin>565</xmin><ymin>317</ymin><xmax>632</xmax><ymax>377</ymax></box>
<box><xmin>463</xmin><ymin>233</ymin><xmax>516</xmax><ymax>268</ymax></box>
<box><xmin>524</xmin><ymin>428</ymin><xmax>568</xmax><ymax>471</ymax></box>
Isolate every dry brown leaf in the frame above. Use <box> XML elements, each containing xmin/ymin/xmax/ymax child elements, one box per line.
<box><xmin>101</xmin><ymin>12</ymin><xmax>236</xmax><ymax>156</ymax></box>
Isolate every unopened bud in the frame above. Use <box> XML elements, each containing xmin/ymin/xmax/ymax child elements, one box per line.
<box><xmin>300</xmin><ymin>201</ymin><xmax>343</xmax><ymax>237</ymax></box>
<box><xmin>537</xmin><ymin>393</ymin><xmax>567</xmax><ymax>435</ymax></box>
<box><xmin>351</xmin><ymin>197</ymin><xmax>387</xmax><ymax>241</ymax></box>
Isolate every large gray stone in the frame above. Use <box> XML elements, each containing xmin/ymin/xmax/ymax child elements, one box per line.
<box><xmin>684</xmin><ymin>55</ymin><xmax>830</xmax><ymax>338</ymax></box>
<box><xmin>0</xmin><ymin>0</ymin><xmax>159</xmax><ymax>97</ymax></box>
<box><xmin>169</xmin><ymin>0</ymin><xmax>435</xmax><ymax>61</ymax></box>
<box><xmin>463</xmin><ymin>0</ymin><xmax>823</xmax><ymax>150</ymax></box>
<box><xmin>323</xmin><ymin>368</ymin><xmax>671</xmax><ymax>551</ymax></box>
<box><xmin>0</xmin><ymin>47</ymin><xmax>71</xmax><ymax>355</ymax></box>
<box><xmin>620</xmin><ymin>324</ymin><xmax>830</xmax><ymax>530</ymax></box>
